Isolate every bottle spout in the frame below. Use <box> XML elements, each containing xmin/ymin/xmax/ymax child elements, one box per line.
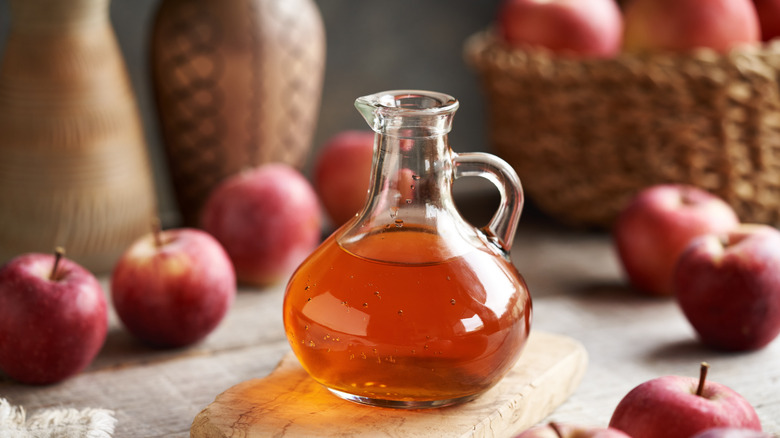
<box><xmin>354</xmin><ymin>93</ymin><xmax>384</xmax><ymax>133</ymax></box>
<box><xmin>354</xmin><ymin>90</ymin><xmax>459</xmax><ymax>135</ymax></box>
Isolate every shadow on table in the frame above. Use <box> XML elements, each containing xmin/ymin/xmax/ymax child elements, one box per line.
<box><xmin>573</xmin><ymin>281</ymin><xmax>668</xmax><ymax>303</ymax></box>
<box><xmin>644</xmin><ymin>337</ymin><xmax>756</xmax><ymax>363</ymax></box>
<box><xmin>90</xmin><ymin>327</ymin><xmax>202</xmax><ymax>372</ymax></box>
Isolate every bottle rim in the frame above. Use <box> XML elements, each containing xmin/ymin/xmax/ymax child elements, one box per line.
<box><xmin>356</xmin><ymin>90</ymin><xmax>459</xmax><ymax>115</ymax></box>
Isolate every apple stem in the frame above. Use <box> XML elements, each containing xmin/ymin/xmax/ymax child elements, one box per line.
<box><xmin>50</xmin><ymin>247</ymin><xmax>65</xmax><ymax>281</ymax></box>
<box><xmin>696</xmin><ymin>362</ymin><xmax>710</xmax><ymax>397</ymax></box>
<box><xmin>152</xmin><ymin>218</ymin><xmax>163</xmax><ymax>248</ymax></box>
<box><xmin>549</xmin><ymin>422</ymin><xmax>564</xmax><ymax>438</ymax></box>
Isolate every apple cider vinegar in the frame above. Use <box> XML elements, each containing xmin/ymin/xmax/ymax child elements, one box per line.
<box><xmin>283</xmin><ymin>90</ymin><xmax>531</xmax><ymax>408</ymax></box>
<box><xmin>283</xmin><ymin>227</ymin><xmax>531</xmax><ymax>407</ymax></box>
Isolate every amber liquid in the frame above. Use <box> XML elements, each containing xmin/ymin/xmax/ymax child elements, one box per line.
<box><xmin>283</xmin><ymin>227</ymin><xmax>532</xmax><ymax>406</ymax></box>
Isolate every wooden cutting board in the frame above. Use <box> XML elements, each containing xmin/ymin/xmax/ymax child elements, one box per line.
<box><xmin>191</xmin><ymin>331</ymin><xmax>587</xmax><ymax>437</ymax></box>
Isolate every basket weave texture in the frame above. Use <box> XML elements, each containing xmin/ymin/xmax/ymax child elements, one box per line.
<box><xmin>465</xmin><ymin>32</ymin><xmax>780</xmax><ymax>228</ymax></box>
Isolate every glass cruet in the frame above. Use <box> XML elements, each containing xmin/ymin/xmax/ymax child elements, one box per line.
<box><xmin>283</xmin><ymin>90</ymin><xmax>532</xmax><ymax>409</ymax></box>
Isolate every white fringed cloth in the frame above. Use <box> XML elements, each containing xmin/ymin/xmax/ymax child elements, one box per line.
<box><xmin>0</xmin><ymin>398</ymin><xmax>116</xmax><ymax>438</ymax></box>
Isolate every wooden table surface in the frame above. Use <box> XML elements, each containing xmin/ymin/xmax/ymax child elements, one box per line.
<box><xmin>2</xmin><ymin>199</ymin><xmax>779</xmax><ymax>437</ymax></box>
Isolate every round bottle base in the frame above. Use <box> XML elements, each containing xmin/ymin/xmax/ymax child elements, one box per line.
<box><xmin>326</xmin><ymin>387</ymin><xmax>481</xmax><ymax>409</ymax></box>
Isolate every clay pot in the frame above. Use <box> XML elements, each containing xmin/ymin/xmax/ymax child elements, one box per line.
<box><xmin>150</xmin><ymin>0</ymin><xmax>326</xmax><ymax>226</ymax></box>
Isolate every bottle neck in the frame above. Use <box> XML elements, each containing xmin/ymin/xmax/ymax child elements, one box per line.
<box><xmin>341</xmin><ymin>129</ymin><xmax>455</xmax><ymax>240</ymax></box>
<box><xmin>340</xmin><ymin>90</ymin><xmax>482</xmax><ymax>261</ymax></box>
<box><xmin>379</xmin><ymin>129</ymin><xmax>450</xmax><ymax>207</ymax></box>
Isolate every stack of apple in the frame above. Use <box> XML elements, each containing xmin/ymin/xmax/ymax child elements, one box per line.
<box><xmin>112</xmin><ymin>163</ymin><xmax>324</xmax><ymax>346</ymax></box>
<box><xmin>0</xmin><ymin>161</ymin><xmax>328</xmax><ymax>385</ymax></box>
<box><xmin>515</xmin><ymin>363</ymin><xmax>769</xmax><ymax>437</ymax></box>
<box><xmin>0</xmin><ymin>127</ymin><xmax>379</xmax><ymax>384</ymax></box>
<box><xmin>0</xmin><ymin>225</ymin><xmax>238</xmax><ymax>384</ymax></box>
<box><xmin>613</xmin><ymin>184</ymin><xmax>780</xmax><ymax>352</ymax></box>
<box><xmin>0</xmin><ymin>126</ymin><xmax>374</xmax><ymax>385</ymax></box>
<box><xmin>496</xmin><ymin>0</ymin><xmax>780</xmax><ymax>58</ymax></box>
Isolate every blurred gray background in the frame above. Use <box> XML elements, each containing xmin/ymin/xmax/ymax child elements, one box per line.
<box><xmin>0</xmin><ymin>0</ymin><xmax>503</xmax><ymax>223</ymax></box>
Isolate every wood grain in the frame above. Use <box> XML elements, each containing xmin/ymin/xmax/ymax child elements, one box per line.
<box><xmin>191</xmin><ymin>331</ymin><xmax>588</xmax><ymax>438</ymax></box>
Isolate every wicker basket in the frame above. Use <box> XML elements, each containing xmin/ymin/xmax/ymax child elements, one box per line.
<box><xmin>465</xmin><ymin>31</ymin><xmax>780</xmax><ymax>228</ymax></box>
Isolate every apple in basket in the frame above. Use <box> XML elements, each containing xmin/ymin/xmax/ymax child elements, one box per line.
<box><xmin>496</xmin><ymin>0</ymin><xmax>623</xmax><ymax>58</ymax></box>
<box><xmin>0</xmin><ymin>248</ymin><xmax>108</xmax><ymax>384</ymax></box>
<box><xmin>201</xmin><ymin>163</ymin><xmax>323</xmax><ymax>286</ymax></box>
<box><xmin>313</xmin><ymin>130</ymin><xmax>375</xmax><ymax>228</ymax></box>
<box><xmin>514</xmin><ymin>422</ymin><xmax>631</xmax><ymax>437</ymax></box>
<box><xmin>111</xmin><ymin>224</ymin><xmax>236</xmax><ymax>348</ymax></box>
<box><xmin>609</xmin><ymin>363</ymin><xmax>762</xmax><ymax>438</ymax></box>
<box><xmin>623</xmin><ymin>0</ymin><xmax>760</xmax><ymax>53</ymax></box>
<box><xmin>613</xmin><ymin>184</ymin><xmax>740</xmax><ymax>296</ymax></box>
<box><xmin>673</xmin><ymin>224</ymin><xmax>780</xmax><ymax>351</ymax></box>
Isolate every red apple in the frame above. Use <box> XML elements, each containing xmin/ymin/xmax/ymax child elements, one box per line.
<box><xmin>609</xmin><ymin>363</ymin><xmax>762</xmax><ymax>438</ymax></box>
<box><xmin>496</xmin><ymin>0</ymin><xmax>624</xmax><ymax>58</ymax></box>
<box><xmin>111</xmin><ymin>225</ymin><xmax>236</xmax><ymax>348</ymax></box>
<box><xmin>692</xmin><ymin>428</ymin><xmax>775</xmax><ymax>438</ymax></box>
<box><xmin>515</xmin><ymin>422</ymin><xmax>631</xmax><ymax>437</ymax></box>
<box><xmin>753</xmin><ymin>0</ymin><xmax>780</xmax><ymax>41</ymax></box>
<box><xmin>313</xmin><ymin>130</ymin><xmax>375</xmax><ymax>227</ymax></box>
<box><xmin>673</xmin><ymin>224</ymin><xmax>780</xmax><ymax>351</ymax></box>
<box><xmin>0</xmin><ymin>248</ymin><xmax>108</xmax><ymax>384</ymax></box>
<box><xmin>613</xmin><ymin>184</ymin><xmax>740</xmax><ymax>296</ymax></box>
<box><xmin>201</xmin><ymin>163</ymin><xmax>323</xmax><ymax>286</ymax></box>
<box><xmin>623</xmin><ymin>0</ymin><xmax>760</xmax><ymax>53</ymax></box>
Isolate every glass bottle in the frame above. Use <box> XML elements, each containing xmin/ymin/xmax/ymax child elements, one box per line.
<box><xmin>283</xmin><ymin>90</ymin><xmax>532</xmax><ymax>408</ymax></box>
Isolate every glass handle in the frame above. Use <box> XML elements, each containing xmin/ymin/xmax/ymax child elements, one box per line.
<box><xmin>453</xmin><ymin>152</ymin><xmax>524</xmax><ymax>252</ymax></box>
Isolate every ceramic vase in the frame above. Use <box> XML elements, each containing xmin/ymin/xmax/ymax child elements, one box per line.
<box><xmin>0</xmin><ymin>0</ymin><xmax>158</xmax><ymax>273</ymax></box>
<box><xmin>150</xmin><ymin>0</ymin><xmax>326</xmax><ymax>226</ymax></box>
